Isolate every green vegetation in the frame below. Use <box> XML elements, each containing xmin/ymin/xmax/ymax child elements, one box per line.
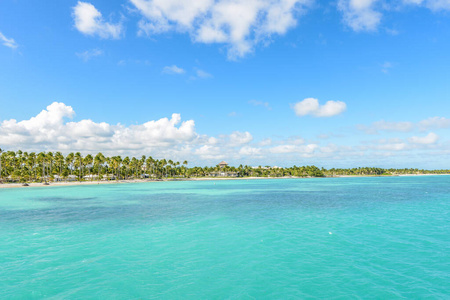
<box><xmin>0</xmin><ymin>149</ymin><xmax>449</xmax><ymax>183</ymax></box>
<box><xmin>323</xmin><ymin>167</ymin><xmax>450</xmax><ymax>176</ymax></box>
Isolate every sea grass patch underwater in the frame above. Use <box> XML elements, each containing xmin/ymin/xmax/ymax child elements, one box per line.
<box><xmin>1</xmin><ymin>176</ymin><xmax>449</xmax><ymax>298</ymax></box>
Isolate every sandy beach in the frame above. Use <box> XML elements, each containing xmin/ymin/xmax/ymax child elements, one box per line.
<box><xmin>0</xmin><ymin>176</ymin><xmax>283</xmax><ymax>189</ymax></box>
<box><xmin>1</xmin><ymin>173</ymin><xmax>447</xmax><ymax>189</ymax></box>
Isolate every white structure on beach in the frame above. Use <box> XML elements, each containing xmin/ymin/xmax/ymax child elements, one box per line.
<box><xmin>218</xmin><ymin>161</ymin><xmax>228</xmax><ymax>168</ymax></box>
<box><xmin>210</xmin><ymin>161</ymin><xmax>238</xmax><ymax>177</ymax></box>
<box><xmin>67</xmin><ymin>175</ymin><xmax>77</xmax><ymax>181</ymax></box>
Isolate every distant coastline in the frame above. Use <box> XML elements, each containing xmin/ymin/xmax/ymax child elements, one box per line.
<box><xmin>1</xmin><ymin>173</ymin><xmax>449</xmax><ymax>189</ymax></box>
<box><xmin>2</xmin><ymin>150</ymin><xmax>450</xmax><ymax>189</ymax></box>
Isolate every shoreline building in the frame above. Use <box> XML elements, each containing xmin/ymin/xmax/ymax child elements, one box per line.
<box><xmin>209</xmin><ymin>161</ymin><xmax>238</xmax><ymax>177</ymax></box>
<box><xmin>218</xmin><ymin>161</ymin><xmax>228</xmax><ymax>168</ymax></box>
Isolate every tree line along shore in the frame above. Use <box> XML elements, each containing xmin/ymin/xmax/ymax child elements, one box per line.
<box><xmin>0</xmin><ymin>149</ymin><xmax>449</xmax><ymax>184</ymax></box>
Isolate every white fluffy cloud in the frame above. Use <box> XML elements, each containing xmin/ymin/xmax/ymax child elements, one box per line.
<box><xmin>338</xmin><ymin>0</ymin><xmax>450</xmax><ymax>32</ymax></box>
<box><xmin>0</xmin><ymin>32</ymin><xmax>18</xmax><ymax>49</ymax></box>
<box><xmin>419</xmin><ymin>117</ymin><xmax>450</xmax><ymax>131</ymax></box>
<box><xmin>403</xmin><ymin>0</ymin><xmax>450</xmax><ymax>11</ymax></box>
<box><xmin>293</xmin><ymin>98</ymin><xmax>347</xmax><ymax>117</ymax></box>
<box><xmin>375</xmin><ymin>142</ymin><xmax>408</xmax><ymax>151</ymax></box>
<box><xmin>239</xmin><ymin>146</ymin><xmax>262</xmax><ymax>156</ymax></box>
<box><xmin>357</xmin><ymin>120</ymin><xmax>414</xmax><ymax>134</ymax></box>
<box><xmin>270</xmin><ymin>143</ymin><xmax>318</xmax><ymax>154</ymax></box>
<box><xmin>130</xmin><ymin>0</ymin><xmax>310</xmax><ymax>59</ymax></box>
<box><xmin>408</xmin><ymin>132</ymin><xmax>439</xmax><ymax>144</ymax></box>
<box><xmin>195</xmin><ymin>69</ymin><xmax>212</xmax><ymax>79</ymax></box>
<box><xmin>228</xmin><ymin>131</ymin><xmax>253</xmax><ymax>146</ymax></box>
<box><xmin>73</xmin><ymin>1</ymin><xmax>123</xmax><ymax>39</ymax></box>
<box><xmin>0</xmin><ymin>103</ymin><xmax>259</xmax><ymax>164</ymax></box>
<box><xmin>0</xmin><ymin>102</ymin><xmax>196</xmax><ymax>153</ymax></box>
<box><xmin>359</xmin><ymin>117</ymin><xmax>450</xmax><ymax>134</ymax></box>
<box><xmin>1</xmin><ymin>103</ymin><xmax>449</xmax><ymax>167</ymax></box>
<box><xmin>359</xmin><ymin>132</ymin><xmax>441</xmax><ymax>155</ymax></box>
<box><xmin>194</xmin><ymin>145</ymin><xmax>226</xmax><ymax>160</ymax></box>
<box><xmin>338</xmin><ymin>0</ymin><xmax>381</xmax><ymax>31</ymax></box>
<box><xmin>162</xmin><ymin>65</ymin><xmax>185</xmax><ymax>74</ymax></box>
<box><xmin>76</xmin><ymin>48</ymin><xmax>104</xmax><ymax>61</ymax></box>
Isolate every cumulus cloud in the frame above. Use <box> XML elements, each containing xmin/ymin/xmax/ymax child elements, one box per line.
<box><xmin>284</xmin><ymin>136</ymin><xmax>305</xmax><ymax>145</ymax></box>
<box><xmin>359</xmin><ymin>133</ymin><xmax>441</xmax><ymax>155</ymax></box>
<box><xmin>228</xmin><ymin>131</ymin><xmax>253</xmax><ymax>146</ymax></box>
<box><xmin>258</xmin><ymin>138</ymin><xmax>272</xmax><ymax>146</ymax></box>
<box><xmin>194</xmin><ymin>145</ymin><xmax>226</xmax><ymax>160</ymax></box>
<box><xmin>426</xmin><ymin>0</ymin><xmax>450</xmax><ymax>10</ymax></box>
<box><xmin>293</xmin><ymin>98</ymin><xmax>346</xmax><ymax>117</ymax></box>
<box><xmin>337</xmin><ymin>0</ymin><xmax>450</xmax><ymax>32</ymax></box>
<box><xmin>162</xmin><ymin>65</ymin><xmax>185</xmax><ymax>74</ymax></box>
<box><xmin>270</xmin><ymin>144</ymin><xmax>318</xmax><ymax>154</ymax></box>
<box><xmin>239</xmin><ymin>146</ymin><xmax>262</xmax><ymax>156</ymax></box>
<box><xmin>0</xmin><ymin>102</ymin><xmax>197</xmax><ymax>153</ymax></box>
<box><xmin>73</xmin><ymin>1</ymin><xmax>123</xmax><ymax>39</ymax></box>
<box><xmin>76</xmin><ymin>48</ymin><xmax>104</xmax><ymax>61</ymax></box>
<box><xmin>195</xmin><ymin>69</ymin><xmax>212</xmax><ymax>79</ymax></box>
<box><xmin>408</xmin><ymin>132</ymin><xmax>439</xmax><ymax>144</ymax></box>
<box><xmin>419</xmin><ymin>117</ymin><xmax>450</xmax><ymax>131</ymax></box>
<box><xmin>130</xmin><ymin>0</ymin><xmax>310</xmax><ymax>59</ymax></box>
<box><xmin>193</xmin><ymin>131</ymin><xmax>256</xmax><ymax>161</ymax></box>
<box><xmin>403</xmin><ymin>0</ymin><xmax>450</xmax><ymax>11</ymax></box>
<box><xmin>338</xmin><ymin>0</ymin><xmax>382</xmax><ymax>31</ymax></box>
<box><xmin>2</xmin><ymin>103</ymin><xmax>448</xmax><ymax>167</ymax></box>
<box><xmin>0</xmin><ymin>103</ymin><xmax>261</xmax><ymax>164</ymax></box>
<box><xmin>357</xmin><ymin>120</ymin><xmax>414</xmax><ymax>134</ymax></box>
<box><xmin>375</xmin><ymin>142</ymin><xmax>408</xmax><ymax>151</ymax></box>
<box><xmin>0</xmin><ymin>32</ymin><xmax>18</xmax><ymax>49</ymax></box>
<box><xmin>359</xmin><ymin>117</ymin><xmax>450</xmax><ymax>134</ymax></box>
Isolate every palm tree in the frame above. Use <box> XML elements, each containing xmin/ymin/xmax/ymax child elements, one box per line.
<box><xmin>181</xmin><ymin>160</ymin><xmax>188</xmax><ymax>177</ymax></box>
<box><xmin>0</xmin><ymin>148</ymin><xmax>3</xmax><ymax>183</ymax></box>
<box><xmin>122</xmin><ymin>156</ymin><xmax>130</xmax><ymax>180</ymax></box>
<box><xmin>19</xmin><ymin>151</ymin><xmax>29</xmax><ymax>182</ymax></box>
<box><xmin>46</xmin><ymin>152</ymin><xmax>54</xmax><ymax>178</ymax></box>
<box><xmin>54</xmin><ymin>152</ymin><xmax>64</xmax><ymax>180</ymax></box>
<box><xmin>110</xmin><ymin>156</ymin><xmax>122</xmax><ymax>180</ymax></box>
<box><xmin>146</xmin><ymin>156</ymin><xmax>155</xmax><ymax>178</ymax></box>
<box><xmin>174</xmin><ymin>161</ymin><xmax>180</xmax><ymax>177</ymax></box>
<box><xmin>160</xmin><ymin>159</ymin><xmax>167</xmax><ymax>178</ymax></box>
<box><xmin>37</xmin><ymin>152</ymin><xmax>47</xmax><ymax>183</ymax></box>
<box><xmin>27</xmin><ymin>152</ymin><xmax>37</xmax><ymax>181</ymax></box>
<box><xmin>105</xmin><ymin>156</ymin><xmax>111</xmax><ymax>179</ymax></box>
<box><xmin>83</xmin><ymin>154</ymin><xmax>94</xmax><ymax>180</ymax></box>
<box><xmin>94</xmin><ymin>152</ymin><xmax>106</xmax><ymax>181</ymax></box>
<box><xmin>140</xmin><ymin>155</ymin><xmax>146</xmax><ymax>178</ymax></box>
<box><xmin>74</xmin><ymin>152</ymin><xmax>83</xmax><ymax>181</ymax></box>
<box><xmin>65</xmin><ymin>153</ymin><xmax>74</xmax><ymax>179</ymax></box>
<box><xmin>130</xmin><ymin>157</ymin><xmax>138</xmax><ymax>178</ymax></box>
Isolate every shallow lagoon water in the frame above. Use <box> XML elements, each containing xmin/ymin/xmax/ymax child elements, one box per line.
<box><xmin>1</xmin><ymin>176</ymin><xmax>449</xmax><ymax>298</ymax></box>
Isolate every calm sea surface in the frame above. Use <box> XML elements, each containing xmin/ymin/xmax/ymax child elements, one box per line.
<box><xmin>1</xmin><ymin>176</ymin><xmax>449</xmax><ymax>299</ymax></box>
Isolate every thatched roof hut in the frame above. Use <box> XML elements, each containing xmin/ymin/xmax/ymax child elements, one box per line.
<box><xmin>218</xmin><ymin>161</ymin><xmax>228</xmax><ymax>168</ymax></box>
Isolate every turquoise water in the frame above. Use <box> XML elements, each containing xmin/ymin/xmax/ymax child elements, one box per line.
<box><xmin>1</xmin><ymin>177</ymin><xmax>449</xmax><ymax>299</ymax></box>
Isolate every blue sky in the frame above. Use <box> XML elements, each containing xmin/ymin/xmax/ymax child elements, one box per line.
<box><xmin>0</xmin><ymin>0</ymin><xmax>449</xmax><ymax>168</ymax></box>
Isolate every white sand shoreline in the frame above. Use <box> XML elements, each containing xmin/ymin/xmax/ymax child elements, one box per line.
<box><xmin>0</xmin><ymin>173</ymin><xmax>448</xmax><ymax>189</ymax></box>
<box><xmin>0</xmin><ymin>176</ymin><xmax>285</xmax><ymax>189</ymax></box>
